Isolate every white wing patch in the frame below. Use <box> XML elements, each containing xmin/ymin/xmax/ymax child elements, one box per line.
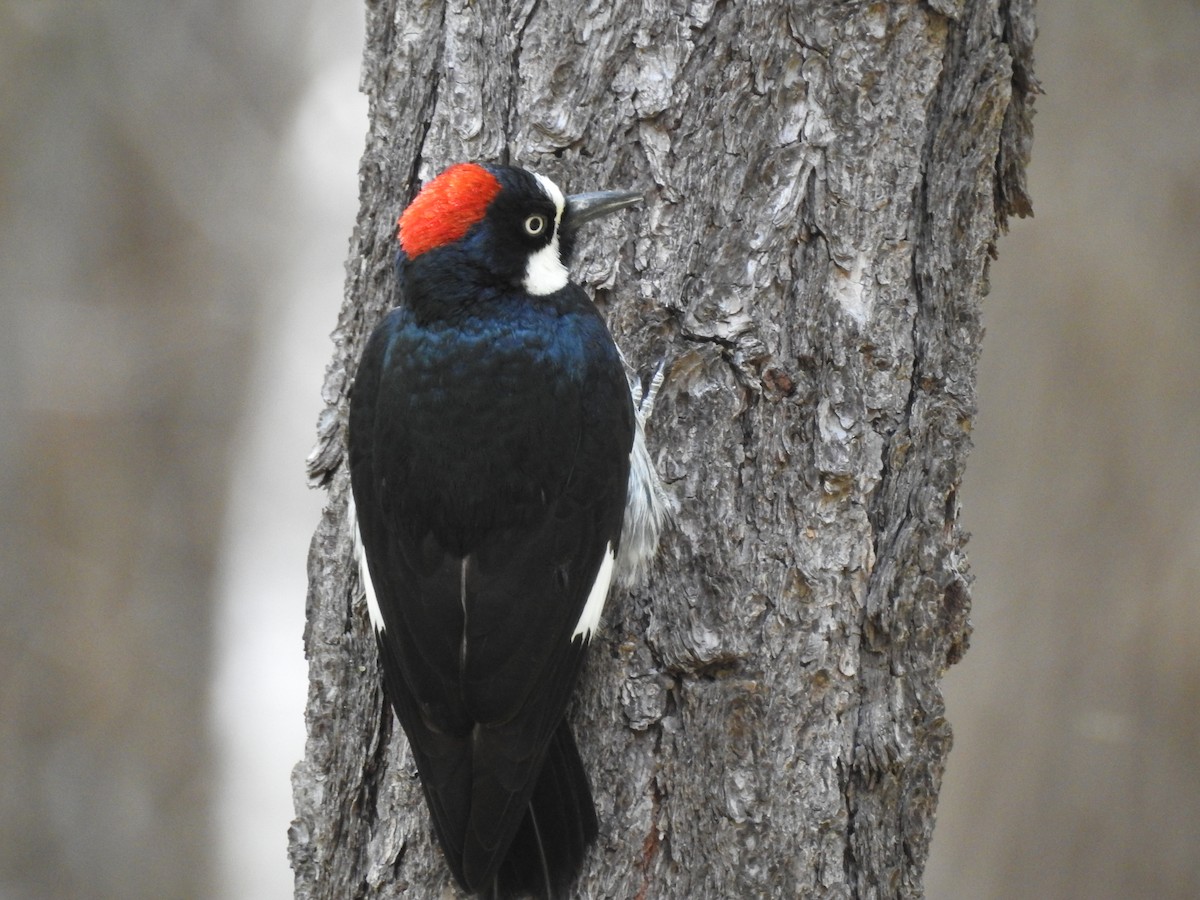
<box><xmin>348</xmin><ymin>494</ymin><xmax>386</xmax><ymax>634</ymax></box>
<box><xmin>524</xmin><ymin>172</ymin><xmax>568</xmax><ymax>296</ymax></box>
<box><xmin>571</xmin><ymin>543</ymin><xmax>615</xmax><ymax>643</ymax></box>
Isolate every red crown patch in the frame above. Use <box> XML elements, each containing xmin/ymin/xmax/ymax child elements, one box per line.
<box><xmin>398</xmin><ymin>163</ymin><xmax>502</xmax><ymax>259</ymax></box>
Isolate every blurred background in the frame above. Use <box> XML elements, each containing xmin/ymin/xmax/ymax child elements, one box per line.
<box><xmin>0</xmin><ymin>1</ymin><xmax>1196</xmax><ymax>898</ymax></box>
<box><xmin>0</xmin><ymin>1</ymin><xmax>362</xmax><ymax>897</ymax></box>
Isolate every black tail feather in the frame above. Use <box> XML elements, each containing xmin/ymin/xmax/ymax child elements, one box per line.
<box><xmin>493</xmin><ymin>721</ymin><xmax>598</xmax><ymax>898</ymax></box>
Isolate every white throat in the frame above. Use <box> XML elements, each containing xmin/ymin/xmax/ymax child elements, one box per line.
<box><xmin>524</xmin><ymin>173</ymin><xmax>569</xmax><ymax>296</ymax></box>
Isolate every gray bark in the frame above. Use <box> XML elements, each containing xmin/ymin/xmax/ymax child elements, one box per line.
<box><xmin>291</xmin><ymin>0</ymin><xmax>1036</xmax><ymax>896</ymax></box>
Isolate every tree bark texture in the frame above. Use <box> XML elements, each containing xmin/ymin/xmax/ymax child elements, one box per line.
<box><xmin>292</xmin><ymin>1</ymin><xmax>1036</xmax><ymax>897</ymax></box>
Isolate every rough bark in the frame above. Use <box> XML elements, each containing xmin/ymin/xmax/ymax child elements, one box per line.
<box><xmin>291</xmin><ymin>0</ymin><xmax>1036</xmax><ymax>897</ymax></box>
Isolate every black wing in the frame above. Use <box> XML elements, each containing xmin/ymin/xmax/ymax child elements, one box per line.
<box><xmin>347</xmin><ymin>295</ymin><xmax>633</xmax><ymax>893</ymax></box>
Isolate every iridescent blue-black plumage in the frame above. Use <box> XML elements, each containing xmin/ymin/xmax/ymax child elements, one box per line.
<box><xmin>347</xmin><ymin>164</ymin><xmax>639</xmax><ymax>897</ymax></box>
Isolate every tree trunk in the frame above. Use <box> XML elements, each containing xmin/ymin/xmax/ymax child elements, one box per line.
<box><xmin>291</xmin><ymin>0</ymin><xmax>1036</xmax><ymax>896</ymax></box>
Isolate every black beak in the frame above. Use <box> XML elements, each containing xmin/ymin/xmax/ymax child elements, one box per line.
<box><xmin>565</xmin><ymin>189</ymin><xmax>644</xmax><ymax>227</ymax></box>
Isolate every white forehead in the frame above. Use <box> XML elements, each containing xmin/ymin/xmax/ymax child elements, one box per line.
<box><xmin>532</xmin><ymin>172</ymin><xmax>566</xmax><ymax>219</ymax></box>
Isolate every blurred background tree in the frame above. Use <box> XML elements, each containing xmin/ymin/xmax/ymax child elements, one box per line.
<box><xmin>0</xmin><ymin>1</ymin><xmax>360</xmax><ymax>897</ymax></box>
<box><xmin>927</xmin><ymin>3</ymin><xmax>1200</xmax><ymax>897</ymax></box>
<box><xmin>1</xmin><ymin>0</ymin><xmax>1197</xmax><ymax>898</ymax></box>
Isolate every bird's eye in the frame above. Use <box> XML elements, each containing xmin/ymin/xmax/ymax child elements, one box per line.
<box><xmin>524</xmin><ymin>214</ymin><xmax>547</xmax><ymax>236</ymax></box>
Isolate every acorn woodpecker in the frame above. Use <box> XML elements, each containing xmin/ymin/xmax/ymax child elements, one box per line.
<box><xmin>347</xmin><ymin>163</ymin><xmax>665</xmax><ymax>897</ymax></box>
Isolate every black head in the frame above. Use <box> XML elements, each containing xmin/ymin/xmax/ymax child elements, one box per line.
<box><xmin>398</xmin><ymin>163</ymin><xmax>641</xmax><ymax>298</ymax></box>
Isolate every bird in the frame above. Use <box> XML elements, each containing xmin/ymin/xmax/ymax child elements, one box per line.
<box><xmin>346</xmin><ymin>162</ymin><xmax>668</xmax><ymax>898</ymax></box>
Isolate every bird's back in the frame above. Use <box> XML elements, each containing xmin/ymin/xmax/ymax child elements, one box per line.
<box><xmin>348</xmin><ymin>280</ymin><xmax>634</xmax><ymax>894</ymax></box>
